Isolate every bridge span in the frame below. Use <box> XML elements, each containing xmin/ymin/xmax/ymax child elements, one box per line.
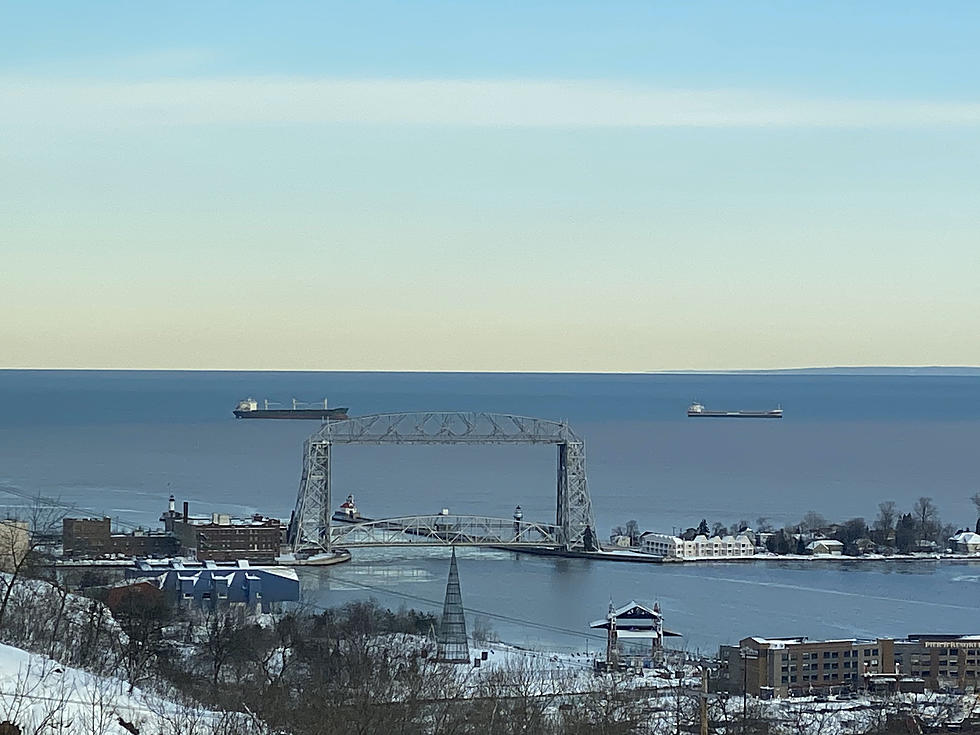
<box><xmin>329</xmin><ymin>513</ymin><xmax>562</xmax><ymax>548</ymax></box>
<box><xmin>287</xmin><ymin>412</ymin><xmax>596</xmax><ymax>553</ymax></box>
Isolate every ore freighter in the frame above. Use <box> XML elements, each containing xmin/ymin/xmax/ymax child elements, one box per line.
<box><xmin>687</xmin><ymin>402</ymin><xmax>782</xmax><ymax>419</ymax></box>
<box><xmin>233</xmin><ymin>397</ymin><xmax>349</xmax><ymax>420</ymax></box>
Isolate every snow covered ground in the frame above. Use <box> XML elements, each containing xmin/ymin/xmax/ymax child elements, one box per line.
<box><xmin>0</xmin><ymin>643</ymin><xmax>247</xmax><ymax>735</ymax></box>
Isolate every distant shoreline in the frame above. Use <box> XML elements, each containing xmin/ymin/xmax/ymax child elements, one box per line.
<box><xmin>1</xmin><ymin>366</ymin><xmax>979</xmax><ymax>376</ymax></box>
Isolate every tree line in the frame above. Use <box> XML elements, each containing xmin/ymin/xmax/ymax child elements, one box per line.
<box><xmin>613</xmin><ymin>492</ymin><xmax>980</xmax><ymax>556</ymax></box>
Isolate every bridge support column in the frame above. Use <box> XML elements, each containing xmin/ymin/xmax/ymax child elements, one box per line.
<box><xmin>291</xmin><ymin>439</ymin><xmax>331</xmax><ymax>553</ymax></box>
<box><xmin>557</xmin><ymin>441</ymin><xmax>596</xmax><ymax>551</ymax></box>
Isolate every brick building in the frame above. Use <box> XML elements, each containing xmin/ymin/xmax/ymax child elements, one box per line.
<box><xmin>62</xmin><ymin>517</ymin><xmax>113</xmax><ymax>558</ymax></box>
<box><xmin>722</xmin><ymin>633</ymin><xmax>980</xmax><ymax>697</ymax></box>
<box><xmin>63</xmin><ymin>517</ymin><xmax>179</xmax><ymax>559</ymax></box>
<box><xmin>164</xmin><ymin>500</ymin><xmax>283</xmax><ymax>563</ymax></box>
<box><xmin>894</xmin><ymin>635</ymin><xmax>980</xmax><ymax>691</ymax></box>
<box><xmin>721</xmin><ymin>636</ymin><xmax>890</xmax><ymax>696</ymax></box>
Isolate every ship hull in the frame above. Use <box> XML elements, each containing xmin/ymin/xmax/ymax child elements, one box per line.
<box><xmin>234</xmin><ymin>408</ymin><xmax>349</xmax><ymax>420</ymax></box>
<box><xmin>688</xmin><ymin>410</ymin><xmax>782</xmax><ymax>418</ymax></box>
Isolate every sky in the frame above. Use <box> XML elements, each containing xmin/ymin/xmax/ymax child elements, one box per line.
<box><xmin>2</xmin><ymin>1</ymin><xmax>979</xmax><ymax>371</ymax></box>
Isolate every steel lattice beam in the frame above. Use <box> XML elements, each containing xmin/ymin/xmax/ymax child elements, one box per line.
<box><xmin>289</xmin><ymin>412</ymin><xmax>597</xmax><ymax>553</ymax></box>
<box><xmin>329</xmin><ymin>514</ymin><xmax>563</xmax><ymax>547</ymax></box>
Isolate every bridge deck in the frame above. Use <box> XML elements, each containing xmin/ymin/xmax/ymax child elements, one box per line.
<box><xmin>329</xmin><ymin>514</ymin><xmax>562</xmax><ymax>548</ymax></box>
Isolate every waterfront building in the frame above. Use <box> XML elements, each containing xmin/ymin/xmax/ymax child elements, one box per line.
<box><xmin>127</xmin><ymin>559</ymin><xmax>299</xmax><ymax>613</ymax></box>
<box><xmin>164</xmin><ymin>498</ymin><xmax>283</xmax><ymax>563</ymax></box>
<box><xmin>806</xmin><ymin>539</ymin><xmax>844</xmax><ymax>556</ymax></box>
<box><xmin>63</xmin><ymin>517</ymin><xmax>113</xmax><ymax>557</ymax></box>
<box><xmin>894</xmin><ymin>635</ymin><xmax>980</xmax><ymax>691</ymax></box>
<box><xmin>722</xmin><ymin>633</ymin><xmax>980</xmax><ymax>697</ymax></box>
<box><xmin>949</xmin><ymin>531</ymin><xmax>980</xmax><ymax>554</ymax></box>
<box><xmin>640</xmin><ymin>531</ymin><xmax>754</xmax><ymax>559</ymax></box>
<box><xmin>721</xmin><ymin>636</ymin><xmax>889</xmax><ymax>697</ymax></box>
<box><xmin>63</xmin><ymin>517</ymin><xmax>179</xmax><ymax>559</ymax></box>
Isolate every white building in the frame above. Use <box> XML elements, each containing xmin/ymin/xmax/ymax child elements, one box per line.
<box><xmin>949</xmin><ymin>531</ymin><xmax>980</xmax><ymax>554</ymax></box>
<box><xmin>640</xmin><ymin>532</ymin><xmax>754</xmax><ymax>559</ymax></box>
<box><xmin>806</xmin><ymin>539</ymin><xmax>844</xmax><ymax>556</ymax></box>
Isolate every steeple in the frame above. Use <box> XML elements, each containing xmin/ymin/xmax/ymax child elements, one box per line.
<box><xmin>436</xmin><ymin>547</ymin><xmax>469</xmax><ymax>663</ymax></box>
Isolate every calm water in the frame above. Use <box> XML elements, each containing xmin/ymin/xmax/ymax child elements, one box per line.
<box><xmin>1</xmin><ymin>370</ymin><xmax>978</xmax><ymax>651</ymax></box>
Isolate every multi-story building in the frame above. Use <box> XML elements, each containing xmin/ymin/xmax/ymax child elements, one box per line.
<box><xmin>63</xmin><ymin>517</ymin><xmax>113</xmax><ymax>558</ymax></box>
<box><xmin>63</xmin><ymin>517</ymin><xmax>179</xmax><ymax>559</ymax></box>
<box><xmin>894</xmin><ymin>635</ymin><xmax>980</xmax><ymax>691</ymax></box>
<box><xmin>166</xmin><ymin>500</ymin><xmax>283</xmax><ymax>563</ymax></box>
<box><xmin>641</xmin><ymin>532</ymin><xmax>755</xmax><ymax>559</ymax></box>
<box><xmin>128</xmin><ymin>559</ymin><xmax>300</xmax><ymax>613</ymax></box>
<box><xmin>721</xmin><ymin>636</ymin><xmax>891</xmax><ymax>697</ymax></box>
<box><xmin>0</xmin><ymin>519</ymin><xmax>30</xmax><ymax>572</ymax></box>
<box><xmin>722</xmin><ymin>633</ymin><xmax>980</xmax><ymax>697</ymax></box>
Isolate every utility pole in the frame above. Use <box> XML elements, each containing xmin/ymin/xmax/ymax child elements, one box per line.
<box><xmin>700</xmin><ymin>666</ymin><xmax>709</xmax><ymax>735</ymax></box>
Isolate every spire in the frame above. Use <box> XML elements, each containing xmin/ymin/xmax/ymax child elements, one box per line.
<box><xmin>436</xmin><ymin>547</ymin><xmax>469</xmax><ymax>663</ymax></box>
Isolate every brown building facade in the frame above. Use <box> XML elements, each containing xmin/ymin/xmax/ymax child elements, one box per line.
<box><xmin>172</xmin><ymin>515</ymin><xmax>283</xmax><ymax>563</ymax></box>
<box><xmin>723</xmin><ymin>634</ymin><xmax>980</xmax><ymax>697</ymax></box>
<box><xmin>63</xmin><ymin>517</ymin><xmax>113</xmax><ymax>558</ymax></box>
<box><xmin>63</xmin><ymin>517</ymin><xmax>179</xmax><ymax>559</ymax></box>
<box><xmin>722</xmin><ymin>636</ymin><xmax>890</xmax><ymax>697</ymax></box>
<box><xmin>895</xmin><ymin>635</ymin><xmax>980</xmax><ymax>692</ymax></box>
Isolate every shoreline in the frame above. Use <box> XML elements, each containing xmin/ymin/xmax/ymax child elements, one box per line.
<box><xmin>497</xmin><ymin>546</ymin><xmax>980</xmax><ymax>565</ymax></box>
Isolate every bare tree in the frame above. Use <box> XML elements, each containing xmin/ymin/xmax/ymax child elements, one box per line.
<box><xmin>800</xmin><ymin>511</ymin><xmax>828</xmax><ymax>533</ymax></box>
<box><xmin>559</xmin><ymin>680</ymin><xmax>647</xmax><ymax>735</ymax></box>
<box><xmin>0</xmin><ymin>498</ymin><xmax>65</xmax><ymax>631</ymax></box>
<box><xmin>624</xmin><ymin>520</ymin><xmax>640</xmax><ymax>545</ymax></box>
<box><xmin>110</xmin><ymin>586</ymin><xmax>172</xmax><ymax>693</ymax></box>
<box><xmin>0</xmin><ymin>654</ymin><xmax>73</xmax><ymax>735</ymax></box>
<box><xmin>913</xmin><ymin>496</ymin><xmax>940</xmax><ymax>541</ymax></box>
<box><xmin>874</xmin><ymin>501</ymin><xmax>897</xmax><ymax>532</ymax></box>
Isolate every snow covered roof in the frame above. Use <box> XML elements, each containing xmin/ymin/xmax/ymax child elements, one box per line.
<box><xmin>950</xmin><ymin>531</ymin><xmax>980</xmax><ymax>543</ymax></box>
<box><xmin>806</xmin><ymin>539</ymin><xmax>844</xmax><ymax>550</ymax></box>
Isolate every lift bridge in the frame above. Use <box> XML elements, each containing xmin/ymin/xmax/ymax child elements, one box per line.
<box><xmin>286</xmin><ymin>412</ymin><xmax>597</xmax><ymax>553</ymax></box>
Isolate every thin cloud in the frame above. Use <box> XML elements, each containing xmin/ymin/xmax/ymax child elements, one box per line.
<box><xmin>2</xmin><ymin>76</ymin><xmax>980</xmax><ymax>128</ymax></box>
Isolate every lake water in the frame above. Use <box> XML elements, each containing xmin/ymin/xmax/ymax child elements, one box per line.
<box><xmin>1</xmin><ymin>369</ymin><xmax>978</xmax><ymax>652</ymax></box>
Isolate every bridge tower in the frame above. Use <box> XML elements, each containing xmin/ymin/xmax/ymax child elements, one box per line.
<box><xmin>287</xmin><ymin>412</ymin><xmax>596</xmax><ymax>553</ymax></box>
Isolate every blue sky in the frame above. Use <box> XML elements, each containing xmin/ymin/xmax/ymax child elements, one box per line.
<box><xmin>2</xmin><ymin>1</ymin><xmax>979</xmax><ymax>370</ymax></box>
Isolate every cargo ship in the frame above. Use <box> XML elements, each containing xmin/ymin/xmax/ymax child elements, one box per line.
<box><xmin>233</xmin><ymin>397</ymin><xmax>349</xmax><ymax>420</ymax></box>
<box><xmin>687</xmin><ymin>402</ymin><xmax>782</xmax><ymax>419</ymax></box>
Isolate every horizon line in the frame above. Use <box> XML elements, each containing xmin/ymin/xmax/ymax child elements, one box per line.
<box><xmin>2</xmin><ymin>364</ymin><xmax>978</xmax><ymax>375</ymax></box>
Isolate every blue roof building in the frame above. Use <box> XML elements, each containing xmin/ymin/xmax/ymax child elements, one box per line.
<box><xmin>127</xmin><ymin>559</ymin><xmax>299</xmax><ymax>612</ymax></box>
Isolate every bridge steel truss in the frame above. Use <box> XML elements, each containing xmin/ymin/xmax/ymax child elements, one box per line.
<box><xmin>288</xmin><ymin>412</ymin><xmax>596</xmax><ymax>553</ymax></box>
<box><xmin>328</xmin><ymin>514</ymin><xmax>563</xmax><ymax>548</ymax></box>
